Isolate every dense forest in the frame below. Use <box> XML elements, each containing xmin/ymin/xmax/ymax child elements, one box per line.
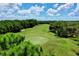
<box><xmin>49</xmin><ymin>21</ymin><xmax>79</xmax><ymax>38</ymax></box>
<box><xmin>0</xmin><ymin>19</ymin><xmax>79</xmax><ymax>56</ymax></box>
<box><xmin>0</xmin><ymin>19</ymin><xmax>38</xmax><ymax>34</ymax></box>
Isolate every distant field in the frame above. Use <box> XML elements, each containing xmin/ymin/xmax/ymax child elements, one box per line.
<box><xmin>16</xmin><ymin>24</ymin><xmax>79</xmax><ymax>56</ymax></box>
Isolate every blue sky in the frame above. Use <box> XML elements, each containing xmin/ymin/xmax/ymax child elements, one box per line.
<box><xmin>0</xmin><ymin>3</ymin><xmax>79</xmax><ymax>21</ymax></box>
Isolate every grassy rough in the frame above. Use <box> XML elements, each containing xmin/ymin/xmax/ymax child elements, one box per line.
<box><xmin>16</xmin><ymin>24</ymin><xmax>79</xmax><ymax>56</ymax></box>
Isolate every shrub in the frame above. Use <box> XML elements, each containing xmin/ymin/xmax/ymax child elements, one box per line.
<box><xmin>0</xmin><ymin>41</ymin><xmax>43</xmax><ymax>56</ymax></box>
<box><xmin>0</xmin><ymin>33</ymin><xmax>25</xmax><ymax>50</ymax></box>
<box><xmin>0</xmin><ymin>33</ymin><xmax>43</xmax><ymax>56</ymax></box>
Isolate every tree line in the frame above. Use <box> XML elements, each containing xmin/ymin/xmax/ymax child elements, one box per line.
<box><xmin>49</xmin><ymin>21</ymin><xmax>79</xmax><ymax>38</ymax></box>
<box><xmin>0</xmin><ymin>19</ymin><xmax>38</xmax><ymax>34</ymax></box>
<box><xmin>0</xmin><ymin>19</ymin><xmax>79</xmax><ymax>38</ymax></box>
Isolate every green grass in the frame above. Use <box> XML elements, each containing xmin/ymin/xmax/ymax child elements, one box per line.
<box><xmin>17</xmin><ymin>24</ymin><xmax>50</xmax><ymax>45</ymax></box>
<box><xmin>15</xmin><ymin>24</ymin><xmax>79</xmax><ymax>56</ymax></box>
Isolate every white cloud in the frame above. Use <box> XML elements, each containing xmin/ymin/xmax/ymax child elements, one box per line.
<box><xmin>0</xmin><ymin>3</ymin><xmax>77</xmax><ymax>20</ymax></box>
<box><xmin>74</xmin><ymin>3</ymin><xmax>79</xmax><ymax>12</ymax></box>
<box><xmin>17</xmin><ymin>3</ymin><xmax>22</xmax><ymax>6</ymax></box>
<box><xmin>47</xmin><ymin>3</ymin><xmax>74</xmax><ymax>16</ymax></box>
<box><xmin>68</xmin><ymin>3</ymin><xmax>79</xmax><ymax>16</ymax></box>
<box><xmin>55</xmin><ymin>13</ymin><xmax>61</xmax><ymax>16</ymax></box>
<box><xmin>0</xmin><ymin>3</ymin><xmax>45</xmax><ymax>20</ymax></box>
<box><xmin>18</xmin><ymin>4</ymin><xmax>45</xmax><ymax>16</ymax></box>
<box><xmin>68</xmin><ymin>12</ymin><xmax>74</xmax><ymax>16</ymax></box>
<box><xmin>0</xmin><ymin>12</ymin><xmax>6</xmax><ymax>16</ymax></box>
<box><xmin>47</xmin><ymin>8</ymin><xmax>57</xmax><ymax>16</ymax></box>
<box><xmin>30</xmin><ymin>5</ymin><xmax>45</xmax><ymax>15</ymax></box>
<box><xmin>0</xmin><ymin>3</ymin><xmax>20</xmax><ymax>14</ymax></box>
<box><xmin>0</xmin><ymin>3</ymin><xmax>22</xmax><ymax>19</ymax></box>
<box><xmin>57</xmin><ymin>3</ymin><xmax>73</xmax><ymax>11</ymax></box>
<box><xmin>30</xmin><ymin>5</ymin><xmax>44</xmax><ymax>12</ymax></box>
<box><xmin>0</xmin><ymin>3</ymin><xmax>10</xmax><ymax>7</ymax></box>
<box><xmin>53</xmin><ymin>3</ymin><xmax>59</xmax><ymax>8</ymax></box>
<box><xmin>18</xmin><ymin>9</ymin><xmax>31</xmax><ymax>15</ymax></box>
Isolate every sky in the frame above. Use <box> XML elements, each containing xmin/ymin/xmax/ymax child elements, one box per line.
<box><xmin>0</xmin><ymin>3</ymin><xmax>79</xmax><ymax>21</ymax></box>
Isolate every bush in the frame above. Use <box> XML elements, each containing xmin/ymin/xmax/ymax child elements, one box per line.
<box><xmin>0</xmin><ymin>41</ymin><xmax>43</xmax><ymax>56</ymax></box>
<box><xmin>0</xmin><ymin>33</ymin><xmax>43</xmax><ymax>56</ymax></box>
<box><xmin>0</xmin><ymin>33</ymin><xmax>25</xmax><ymax>50</ymax></box>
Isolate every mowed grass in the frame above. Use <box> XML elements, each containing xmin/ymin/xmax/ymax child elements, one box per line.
<box><xmin>17</xmin><ymin>24</ymin><xmax>79</xmax><ymax>56</ymax></box>
<box><xmin>17</xmin><ymin>24</ymin><xmax>50</xmax><ymax>45</ymax></box>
